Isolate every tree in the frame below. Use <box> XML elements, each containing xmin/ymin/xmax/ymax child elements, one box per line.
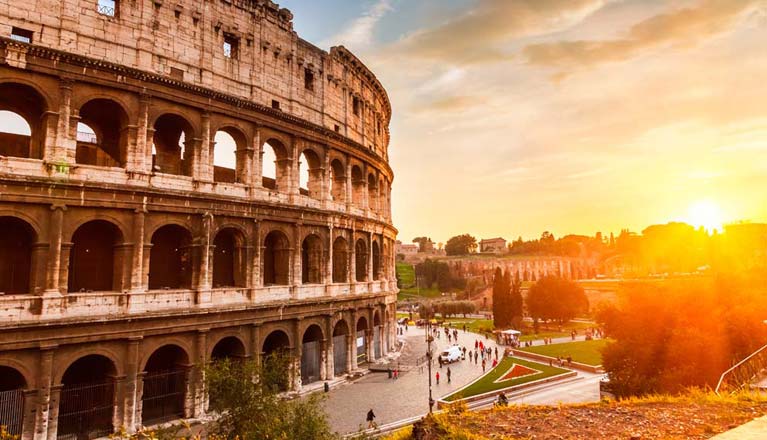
<box><xmin>526</xmin><ymin>276</ymin><xmax>588</xmax><ymax>324</ymax></box>
<box><xmin>445</xmin><ymin>234</ymin><xmax>477</xmax><ymax>256</ymax></box>
<box><xmin>205</xmin><ymin>354</ymin><xmax>337</xmax><ymax>439</ymax></box>
<box><xmin>492</xmin><ymin>268</ymin><xmax>510</xmax><ymax>328</ymax></box>
<box><xmin>509</xmin><ymin>272</ymin><xmax>524</xmax><ymax>328</ymax></box>
<box><xmin>413</xmin><ymin>236</ymin><xmax>434</xmax><ymax>253</ymax></box>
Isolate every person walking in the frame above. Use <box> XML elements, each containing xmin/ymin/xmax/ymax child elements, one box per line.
<box><xmin>436</xmin><ymin>371</ymin><xmax>440</xmax><ymax>385</ymax></box>
<box><xmin>447</xmin><ymin>367</ymin><xmax>452</xmax><ymax>384</ymax></box>
<box><xmin>482</xmin><ymin>358</ymin><xmax>486</xmax><ymax>373</ymax></box>
<box><xmin>366</xmin><ymin>408</ymin><xmax>376</xmax><ymax>429</ymax></box>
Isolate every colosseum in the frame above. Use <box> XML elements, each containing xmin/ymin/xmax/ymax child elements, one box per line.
<box><xmin>0</xmin><ymin>1</ymin><xmax>397</xmax><ymax>438</ymax></box>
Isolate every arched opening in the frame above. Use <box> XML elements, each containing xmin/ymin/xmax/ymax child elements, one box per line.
<box><xmin>329</xmin><ymin>159</ymin><xmax>346</xmax><ymax>203</ymax></box>
<box><xmin>261</xmin><ymin>139</ymin><xmax>288</xmax><ymax>191</ymax></box>
<box><xmin>76</xmin><ymin>99</ymin><xmax>128</xmax><ymax>167</ymax></box>
<box><xmin>58</xmin><ymin>355</ymin><xmax>117</xmax><ymax>439</ymax></box>
<box><xmin>356</xmin><ymin>317</ymin><xmax>368</xmax><ymax>365</ymax></box>
<box><xmin>148</xmin><ymin>225</ymin><xmax>192</xmax><ymax>290</ymax></box>
<box><xmin>0</xmin><ymin>82</ymin><xmax>47</xmax><ymax>159</ymax></box>
<box><xmin>372</xmin><ymin>241</ymin><xmax>381</xmax><ymax>281</ymax></box>
<box><xmin>152</xmin><ymin>114</ymin><xmax>194</xmax><ymax>176</ymax></box>
<box><xmin>301</xmin><ymin>325</ymin><xmax>324</xmax><ymax>385</ymax></box>
<box><xmin>211</xmin><ymin>336</ymin><xmax>246</xmax><ymax>361</ymax></box>
<box><xmin>351</xmin><ymin>165</ymin><xmax>365</xmax><ymax>207</ymax></box>
<box><xmin>332</xmin><ymin>237</ymin><xmax>349</xmax><ymax>283</ymax></box>
<box><xmin>355</xmin><ymin>239</ymin><xmax>368</xmax><ymax>282</ymax></box>
<box><xmin>0</xmin><ymin>366</ymin><xmax>26</xmax><ymax>437</ymax></box>
<box><xmin>263</xmin><ymin>230</ymin><xmax>290</xmax><ymax>286</ymax></box>
<box><xmin>213</xmin><ymin>128</ymin><xmax>247</xmax><ymax>184</ymax></box>
<box><xmin>68</xmin><ymin>220</ymin><xmax>123</xmax><ymax>293</ymax></box>
<box><xmin>0</xmin><ymin>217</ymin><xmax>34</xmax><ymax>295</ymax></box>
<box><xmin>301</xmin><ymin>234</ymin><xmax>323</xmax><ymax>284</ymax></box>
<box><xmin>298</xmin><ymin>149</ymin><xmax>322</xmax><ymax>199</ymax></box>
<box><xmin>212</xmin><ymin>228</ymin><xmax>244</xmax><ymax>288</ymax></box>
<box><xmin>262</xmin><ymin>330</ymin><xmax>291</xmax><ymax>392</ymax></box>
<box><xmin>367</xmin><ymin>174</ymin><xmax>378</xmax><ymax>212</ymax></box>
<box><xmin>332</xmin><ymin>320</ymin><xmax>349</xmax><ymax>376</ymax></box>
<box><xmin>373</xmin><ymin>311</ymin><xmax>383</xmax><ymax>360</ymax></box>
<box><xmin>142</xmin><ymin>345</ymin><xmax>189</xmax><ymax>426</ymax></box>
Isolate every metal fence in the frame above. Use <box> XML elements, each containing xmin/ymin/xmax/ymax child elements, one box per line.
<box><xmin>301</xmin><ymin>341</ymin><xmax>321</xmax><ymax>385</ymax></box>
<box><xmin>356</xmin><ymin>330</ymin><xmax>367</xmax><ymax>364</ymax></box>
<box><xmin>333</xmin><ymin>335</ymin><xmax>348</xmax><ymax>375</ymax></box>
<box><xmin>0</xmin><ymin>389</ymin><xmax>23</xmax><ymax>437</ymax></box>
<box><xmin>57</xmin><ymin>382</ymin><xmax>114</xmax><ymax>440</ymax></box>
<box><xmin>142</xmin><ymin>370</ymin><xmax>187</xmax><ymax>426</ymax></box>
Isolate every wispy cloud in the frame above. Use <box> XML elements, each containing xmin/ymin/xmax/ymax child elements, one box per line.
<box><xmin>323</xmin><ymin>0</ymin><xmax>394</xmax><ymax>50</ymax></box>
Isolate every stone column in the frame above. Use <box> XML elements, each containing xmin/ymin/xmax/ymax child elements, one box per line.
<box><xmin>326</xmin><ymin>226</ymin><xmax>334</xmax><ymax>289</ymax></box>
<box><xmin>22</xmin><ymin>390</ymin><xmax>37</xmax><ymax>440</ymax></box>
<box><xmin>195</xmin><ymin>112</ymin><xmax>212</xmax><ymax>182</ymax></box>
<box><xmin>322</xmin><ymin>149</ymin><xmax>332</xmax><ymax>204</ymax></box>
<box><xmin>367</xmin><ymin>232</ymin><xmax>374</xmax><ymax>284</ymax></box>
<box><xmin>348</xmin><ymin>231</ymin><xmax>356</xmax><ymax>293</ymax></box>
<box><xmin>366</xmin><ymin>328</ymin><xmax>374</xmax><ymax>363</ymax></box>
<box><xmin>33</xmin><ymin>346</ymin><xmax>55</xmax><ymax>440</ymax></box>
<box><xmin>319</xmin><ymin>338</ymin><xmax>328</xmax><ymax>381</ymax></box>
<box><xmin>292</xmin><ymin>224</ymin><xmax>302</xmax><ymax>295</ymax></box>
<box><xmin>194</xmin><ymin>330</ymin><xmax>208</xmax><ymax>418</ymax></box>
<box><xmin>251</xmin><ymin>220</ymin><xmax>262</xmax><ymax>294</ymax></box>
<box><xmin>57</xmin><ymin>242</ymin><xmax>72</xmax><ymax>294</ymax></box>
<box><xmin>127</xmin><ymin>94</ymin><xmax>151</xmax><ymax>174</ymax></box>
<box><xmin>123</xmin><ymin>337</ymin><xmax>142</xmax><ymax>433</ymax></box>
<box><xmin>197</xmin><ymin>213</ymin><xmax>214</xmax><ymax>301</ymax></box>
<box><xmin>345</xmin><ymin>162</ymin><xmax>353</xmax><ymax>211</ymax></box>
<box><xmin>350</xmin><ymin>310</ymin><xmax>358</xmax><ymax>371</ymax></box>
<box><xmin>250</xmin><ymin>324</ymin><xmax>262</xmax><ymax>367</ymax></box>
<box><xmin>45</xmin><ymin>79</ymin><xmax>72</xmax><ymax>164</ymax></box>
<box><xmin>30</xmin><ymin>243</ymin><xmax>49</xmax><ymax>296</ymax></box>
<box><xmin>130</xmin><ymin>209</ymin><xmax>147</xmax><ymax>292</ymax></box>
<box><xmin>44</xmin><ymin>205</ymin><xmax>65</xmax><ymax>294</ymax></box>
<box><xmin>45</xmin><ymin>385</ymin><xmax>62</xmax><ymax>440</ymax></box>
<box><xmin>324</xmin><ymin>316</ymin><xmax>334</xmax><ymax>379</ymax></box>
<box><xmin>251</xmin><ymin>126</ymin><xmax>263</xmax><ymax>190</ymax></box>
<box><xmin>292</xmin><ymin>319</ymin><xmax>302</xmax><ymax>391</ymax></box>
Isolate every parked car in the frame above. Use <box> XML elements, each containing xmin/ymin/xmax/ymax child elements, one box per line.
<box><xmin>439</xmin><ymin>345</ymin><xmax>463</xmax><ymax>364</ymax></box>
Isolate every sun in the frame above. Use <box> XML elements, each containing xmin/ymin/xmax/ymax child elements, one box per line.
<box><xmin>687</xmin><ymin>200</ymin><xmax>723</xmax><ymax>233</ymax></box>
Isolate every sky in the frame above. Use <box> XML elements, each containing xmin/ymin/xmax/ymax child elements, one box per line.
<box><xmin>279</xmin><ymin>0</ymin><xmax>767</xmax><ymax>244</ymax></box>
<box><xmin>5</xmin><ymin>1</ymin><xmax>767</xmax><ymax>244</ymax></box>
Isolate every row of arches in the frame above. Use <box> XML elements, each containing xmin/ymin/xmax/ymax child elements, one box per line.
<box><xmin>0</xmin><ymin>313</ymin><xmax>389</xmax><ymax>438</ymax></box>
<box><xmin>0</xmin><ymin>215</ymin><xmax>389</xmax><ymax>295</ymax></box>
<box><xmin>0</xmin><ymin>82</ymin><xmax>391</xmax><ymax>214</ymax></box>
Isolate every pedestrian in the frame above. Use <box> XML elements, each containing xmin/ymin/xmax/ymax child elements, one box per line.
<box><xmin>436</xmin><ymin>371</ymin><xmax>440</xmax><ymax>385</ymax></box>
<box><xmin>494</xmin><ymin>346</ymin><xmax>498</xmax><ymax>359</ymax></box>
<box><xmin>394</xmin><ymin>368</ymin><xmax>399</xmax><ymax>380</ymax></box>
<box><xmin>482</xmin><ymin>359</ymin><xmax>486</xmax><ymax>373</ymax></box>
<box><xmin>474</xmin><ymin>340</ymin><xmax>478</xmax><ymax>349</ymax></box>
<box><xmin>447</xmin><ymin>367</ymin><xmax>452</xmax><ymax>383</ymax></box>
<box><xmin>463</xmin><ymin>324</ymin><xmax>467</xmax><ymax>333</ymax></box>
<box><xmin>474</xmin><ymin>351</ymin><xmax>478</xmax><ymax>364</ymax></box>
<box><xmin>366</xmin><ymin>408</ymin><xmax>376</xmax><ymax>429</ymax></box>
<box><xmin>567</xmin><ymin>355</ymin><xmax>572</xmax><ymax>366</ymax></box>
<box><xmin>492</xmin><ymin>358</ymin><xmax>497</xmax><ymax>368</ymax></box>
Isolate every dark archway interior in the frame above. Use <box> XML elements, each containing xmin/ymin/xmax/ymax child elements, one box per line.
<box><xmin>68</xmin><ymin>220</ymin><xmax>122</xmax><ymax>293</ymax></box>
<box><xmin>263</xmin><ymin>231</ymin><xmax>290</xmax><ymax>286</ymax></box>
<box><xmin>367</xmin><ymin>174</ymin><xmax>377</xmax><ymax>211</ymax></box>
<box><xmin>333</xmin><ymin>320</ymin><xmax>349</xmax><ymax>337</ymax></box>
<box><xmin>329</xmin><ymin>159</ymin><xmax>346</xmax><ymax>202</ymax></box>
<box><xmin>356</xmin><ymin>317</ymin><xmax>368</xmax><ymax>333</ymax></box>
<box><xmin>0</xmin><ymin>366</ymin><xmax>25</xmax><ymax>436</ymax></box>
<box><xmin>59</xmin><ymin>355</ymin><xmax>117</xmax><ymax>439</ymax></box>
<box><xmin>76</xmin><ymin>99</ymin><xmax>127</xmax><ymax>167</ymax></box>
<box><xmin>372</xmin><ymin>241</ymin><xmax>381</xmax><ymax>281</ymax></box>
<box><xmin>355</xmin><ymin>239</ymin><xmax>368</xmax><ymax>282</ymax></box>
<box><xmin>0</xmin><ymin>217</ymin><xmax>34</xmax><ymax>295</ymax></box>
<box><xmin>0</xmin><ymin>366</ymin><xmax>25</xmax><ymax>391</ymax></box>
<box><xmin>211</xmin><ymin>336</ymin><xmax>246</xmax><ymax>361</ymax></box>
<box><xmin>301</xmin><ymin>234</ymin><xmax>322</xmax><ymax>284</ymax></box>
<box><xmin>262</xmin><ymin>330</ymin><xmax>291</xmax><ymax>391</ymax></box>
<box><xmin>0</xmin><ymin>82</ymin><xmax>46</xmax><ymax>159</ymax></box>
<box><xmin>149</xmin><ymin>225</ymin><xmax>192</xmax><ymax>290</ymax></box>
<box><xmin>143</xmin><ymin>345</ymin><xmax>189</xmax><ymax>425</ymax></box>
<box><xmin>301</xmin><ymin>325</ymin><xmax>323</xmax><ymax>385</ymax></box>
<box><xmin>213</xmin><ymin>229</ymin><xmax>238</xmax><ymax>288</ymax></box>
<box><xmin>332</xmin><ymin>237</ymin><xmax>348</xmax><ymax>283</ymax></box>
<box><xmin>153</xmin><ymin>114</ymin><xmax>192</xmax><ymax>176</ymax></box>
<box><xmin>302</xmin><ymin>325</ymin><xmax>323</xmax><ymax>343</ymax></box>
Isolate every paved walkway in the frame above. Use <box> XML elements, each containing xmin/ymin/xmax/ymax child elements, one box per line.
<box><xmin>322</xmin><ymin>326</ymin><xmax>500</xmax><ymax>434</ymax></box>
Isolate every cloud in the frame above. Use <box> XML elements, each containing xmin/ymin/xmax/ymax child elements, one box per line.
<box><xmin>411</xmin><ymin>95</ymin><xmax>486</xmax><ymax>114</ymax></box>
<box><xmin>323</xmin><ymin>0</ymin><xmax>394</xmax><ymax>50</ymax></box>
<box><xmin>395</xmin><ymin>0</ymin><xmax>607</xmax><ymax>64</ymax></box>
<box><xmin>524</xmin><ymin>0</ymin><xmax>763</xmax><ymax>71</ymax></box>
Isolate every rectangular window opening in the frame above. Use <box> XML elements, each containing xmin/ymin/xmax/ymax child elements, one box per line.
<box><xmin>169</xmin><ymin>67</ymin><xmax>184</xmax><ymax>81</ymax></box>
<box><xmin>10</xmin><ymin>27</ymin><xmax>33</xmax><ymax>44</ymax></box>
<box><xmin>304</xmin><ymin>68</ymin><xmax>315</xmax><ymax>91</ymax></box>
<box><xmin>223</xmin><ymin>34</ymin><xmax>239</xmax><ymax>59</ymax></box>
<box><xmin>334</xmin><ymin>125</ymin><xmax>340</xmax><ymax>133</ymax></box>
<box><xmin>352</xmin><ymin>97</ymin><xmax>360</xmax><ymax>117</ymax></box>
<box><xmin>97</xmin><ymin>0</ymin><xmax>117</xmax><ymax>17</ymax></box>
<box><xmin>272</xmin><ymin>100</ymin><xmax>281</xmax><ymax>110</ymax></box>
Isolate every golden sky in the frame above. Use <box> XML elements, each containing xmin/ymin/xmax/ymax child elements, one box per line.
<box><xmin>300</xmin><ymin>0</ymin><xmax>767</xmax><ymax>242</ymax></box>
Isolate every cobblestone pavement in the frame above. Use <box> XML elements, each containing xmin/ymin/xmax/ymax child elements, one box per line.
<box><xmin>323</xmin><ymin>326</ymin><xmax>500</xmax><ymax>435</ymax></box>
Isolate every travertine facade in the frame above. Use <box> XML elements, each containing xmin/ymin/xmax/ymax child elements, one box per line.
<box><xmin>0</xmin><ymin>1</ymin><xmax>397</xmax><ymax>438</ymax></box>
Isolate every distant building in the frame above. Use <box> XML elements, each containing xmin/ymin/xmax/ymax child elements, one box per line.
<box><xmin>480</xmin><ymin>237</ymin><xmax>508</xmax><ymax>254</ymax></box>
<box><xmin>396</xmin><ymin>240</ymin><xmax>419</xmax><ymax>255</ymax></box>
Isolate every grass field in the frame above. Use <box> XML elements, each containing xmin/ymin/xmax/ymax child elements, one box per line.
<box><xmin>443</xmin><ymin>319</ymin><xmax>595</xmax><ymax>342</ymax></box>
<box><xmin>444</xmin><ymin>356</ymin><xmax>569</xmax><ymax>401</ymax></box>
<box><xmin>396</xmin><ymin>262</ymin><xmax>443</xmax><ymax>300</ymax></box>
<box><xmin>517</xmin><ymin>339</ymin><xmax>610</xmax><ymax>366</ymax></box>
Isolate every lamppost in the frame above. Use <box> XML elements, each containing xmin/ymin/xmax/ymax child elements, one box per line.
<box><xmin>426</xmin><ymin>318</ymin><xmax>434</xmax><ymax>413</ymax></box>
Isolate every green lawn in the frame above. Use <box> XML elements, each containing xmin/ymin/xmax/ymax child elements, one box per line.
<box><xmin>396</xmin><ymin>262</ymin><xmax>443</xmax><ymax>300</ymax></box>
<box><xmin>396</xmin><ymin>262</ymin><xmax>415</xmax><ymax>285</ymax></box>
<box><xmin>444</xmin><ymin>356</ymin><xmax>569</xmax><ymax>401</ymax></box>
<box><xmin>517</xmin><ymin>339</ymin><xmax>610</xmax><ymax>366</ymax></box>
<box><xmin>445</xmin><ymin>318</ymin><xmax>494</xmax><ymax>334</ymax></box>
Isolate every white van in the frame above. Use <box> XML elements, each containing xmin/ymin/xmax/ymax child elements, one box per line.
<box><xmin>439</xmin><ymin>346</ymin><xmax>462</xmax><ymax>364</ymax></box>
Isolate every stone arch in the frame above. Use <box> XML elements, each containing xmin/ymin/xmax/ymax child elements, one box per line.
<box><xmin>355</xmin><ymin>316</ymin><xmax>369</xmax><ymax>364</ymax></box>
<box><xmin>210</xmin><ymin>336</ymin><xmax>247</xmax><ymax>360</ymax></box>
<box><xmin>351</xmin><ymin>165</ymin><xmax>365</xmax><ymax>207</ymax></box>
<box><xmin>0</xmin><ymin>365</ymin><xmax>26</xmax><ymax>437</ymax></box>
<box><xmin>148</xmin><ymin>224</ymin><xmax>193</xmax><ymax>290</ymax></box>
<box><xmin>332</xmin><ymin>319</ymin><xmax>350</xmax><ymax>375</ymax></box>
<box><xmin>301</xmin><ymin>324</ymin><xmax>324</xmax><ymax>385</ymax></box>
<box><xmin>152</xmin><ymin>113</ymin><xmax>196</xmax><ymax>176</ymax></box>
<box><xmin>301</xmin><ymin>234</ymin><xmax>323</xmax><ymax>284</ymax></box>
<box><xmin>329</xmin><ymin>158</ymin><xmax>346</xmax><ymax>202</ymax></box>
<box><xmin>213</xmin><ymin>126</ymin><xmax>248</xmax><ymax>184</ymax></box>
<box><xmin>332</xmin><ymin>236</ymin><xmax>349</xmax><ymax>283</ymax></box>
<box><xmin>373</xmin><ymin>309</ymin><xmax>383</xmax><ymax>359</ymax></box>
<box><xmin>367</xmin><ymin>173</ymin><xmax>378</xmax><ymax>212</ymax></box>
<box><xmin>0</xmin><ymin>216</ymin><xmax>36</xmax><ymax>295</ymax></box>
<box><xmin>355</xmin><ymin>238</ymin><xmax>368</xmax><ymax>282</ymax></box>
<box><xmin>212</xmin><ymin>227</ymin><xmax>246</xmax><ymax>288</ymax></box>
<box><xmin>141</xmin><ymin>344</ymin><xmax>190</xmax><ymax>425</ymax></box>
<box><xmin>372</xmin><ymin>240</ymin><xmax>381</xmax><ymax>281</ymax></box>
<box><xmin>298</xmin><ymin>147</ymin><xmax>323</xmax><ymax>199</ymax></box>
<box><xmin>261</xmin><ymin>137</ymin><xmax>290</xmax><ymax>191</ymax></box>
<box><xmin>67</xmin><ymin>220</ymin><xmax>125</xmax><ymax>293</ymax></box>
<box><xmin>261</xmin><ymin>329</ymin><xmax>291</xmax><ymax>391</ymax></box>
<box><xmin>263</xmin><ymin>229</ymin><xmax>291</xmax><ymax>286</ymax></box>
<box><xmin>76</xmin><ymin>98</ymin><xmax>130</xmax><ymax>167</ymax></box>
<box><xmin>57</xmin><ymin>354</ymin><xmax>118</xmax><ymax>439</ymax></box>
<box><xmin>0</xmin><ymin>81</ymin><xmax>48</xmax><ymax>159</ymax></box>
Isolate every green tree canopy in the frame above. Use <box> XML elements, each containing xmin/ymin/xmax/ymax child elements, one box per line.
<box><xmin>527</xmin><ymin>276</ymin><xmax>588</xmax><ymax>324</ymax></box>
<box><xmin>445</xmin><ymin>234</ymin><xmax>477</xmax><ymax>256</ymax></box>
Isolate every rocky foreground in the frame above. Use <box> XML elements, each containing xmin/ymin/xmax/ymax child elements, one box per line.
<box><xmin>401</xmin><ymin>394</ymin><xmax>767</xmax><ymax>440</ymax></box>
